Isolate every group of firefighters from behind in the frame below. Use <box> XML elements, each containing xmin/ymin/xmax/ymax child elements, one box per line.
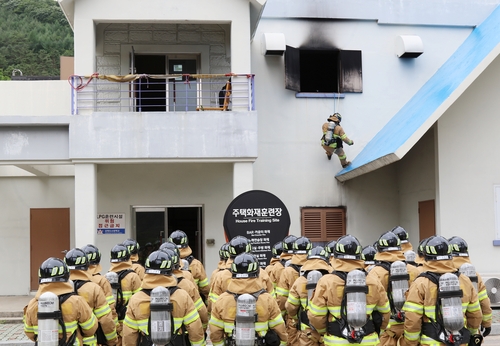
<box><xmin>24</xmin><ymin>227</ymin><xmax>492</xmax><ymax>346</ymax></box>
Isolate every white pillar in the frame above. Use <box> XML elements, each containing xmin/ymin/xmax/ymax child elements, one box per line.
<box><xmin>233</xmin><ymin>162</ymin><xmax>253</xmax><ymax>198</ymax></box>
<box><xmin>75</xmin><ymin>163</ymin><xmax>97</xmax><ymax>247</ymax></box>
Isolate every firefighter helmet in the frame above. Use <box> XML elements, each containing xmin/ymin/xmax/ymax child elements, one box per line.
<box><xmin>307</xmin><ymin>246</ymin><xmax>329</xmax><ymax>262</ymax></box>
<box><xmin>82</xmin><ymin>244</ymin><xmax>101</xmax><ymax>265</ymax></box>
<box><xmin>328</xmin><ymin>113</ymin><xmax>342</xmax><ymax>123</ymax></box>
<box><xmin>110</xmin><ymin>244</ymin><xmax>130</xmax><ymax>263</ymax></box>
<box><xmin>293</xmin><ymin>236</ymin><xmax>312</xmax><ymax>254</ymax></box>
<box><xmin>228</xmin><ymin>236</ymin><xmax>252</xmax><ymax>258</ymax></box>
<box><xmin>64</xmin><ymin>248</ymin><xmax>89</xmax><ymax>271</ymax></box>
<box><xmin>448</xmin><ymin>236</ymin><xmax>469</xmax><ymax>257</ymax></box>
<box><xmin>168</xmin><ymin>230</ymin><xmax>189</xmax><ymax>248</ymax></box>
<box><xmin>418</xmin><ymin>237</ymin><xmax>433</xmax><ymax>257</ymax></box>
<box><xmin>271</xmin><ymin>241</ymin><xmax>284</xmax><ymax>258</ymax></box>
<box><xmin>219</xmin><ymin>242</ymin><xmax>230</xmax><ymax>260</ymax></box>
<box><xmin>333</xmin><ymin>235</ymin><xmax>362</xmax><ymax>260</ymax></box>
<box><xmin>377</xmin><ymin>231</ymin><xmax>402</xmax><ymax>252</ymax></box>
<box><xmin>424</xmin><ymin>236</ymin><xmax>452</xmax><ymax>261</ymax></box>
<box><xmin>39</xmin><ymin>257</ymin><xmax>69</xmax><ymax>284</ymax></box>
<box><xmin>145</xmin><ymin>250</ymin><xmax>174</xmax><ymax>275</ymax></box>
<box><xmin>391</xmin><ymin>226</ymin><xmax>409</xmax><ymax>244</ymax></box>
<box><xmin>122</xmin><ymin>238</ymin><xmax>140</xmax><ymax>255</ymax></box>
<box><xmin>361</xmin><ymin>245</ymin><xmax>377</xmax><ymax>264</ymax></box>
<box><xmin>159</xmin><ymin>241</ymin><xmax>178</xmax><ymax>253</ymax></box>
<box><xmin>282</xmin><ymin>235</ymin><xmax>298</xmax><ymax>254</ymax></box>
<box><xmin>325</xmin><ymin>240</ymin><xmax>337</xmax><ymax>257</ymax></box>
<box><xmin>231</xmin><ymin>253</ymin><xmax>259</xmax><ymax>279</ymax></box>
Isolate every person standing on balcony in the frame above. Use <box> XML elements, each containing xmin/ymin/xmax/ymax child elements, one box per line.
<box><xmin>321</xmin><ymin>113</ymin><xmax>354</xmax><ymax>167</ymax></box>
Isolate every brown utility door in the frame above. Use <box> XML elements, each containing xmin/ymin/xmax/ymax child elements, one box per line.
<box><xmin>418</xmin><ymin>200</ymin><xmax>436</xmax><ymax>241</ymax></box>
<box><xmin>30</xmin><ymin>208</ymin><xmax>70</xmax><ymax>290</ymax></box>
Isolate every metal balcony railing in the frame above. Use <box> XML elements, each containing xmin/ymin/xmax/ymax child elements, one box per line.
<box><xmin>69</xmin><ymin>73</ymin><xmax>255</xmax><ymax>115</ymax></box>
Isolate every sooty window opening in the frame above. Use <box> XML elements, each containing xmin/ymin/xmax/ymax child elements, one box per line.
<box><xmin>285</xmin><ymin>46</ymin><xmax>362</xmax><ymax>93</ymax></box>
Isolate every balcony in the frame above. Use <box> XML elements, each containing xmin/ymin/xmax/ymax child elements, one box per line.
<box><xmin>70</xmin><ymin>73</ymin><xmax>255</xmax><ymax>115</ymax></box>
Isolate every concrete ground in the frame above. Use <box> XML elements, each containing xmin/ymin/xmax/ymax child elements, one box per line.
<box><xmin>1</xmin><ymin>295</ymin><xmax>499</xmax><ymax>345</ymax></box>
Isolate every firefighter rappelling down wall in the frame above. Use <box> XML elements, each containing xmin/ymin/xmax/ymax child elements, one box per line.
<box><xmin>321</xmin><ymin>113</ymin><xmax>354</xmax><ymax>168</ymax></box>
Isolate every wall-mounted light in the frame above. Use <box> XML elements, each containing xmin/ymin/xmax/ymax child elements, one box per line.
<box><xmin>261</xmin><ymin>33</ymin><xmax>286</xmax><ymax>56</ymax></box>
<box><xmin>395</xmin><ymin>35</ymin><xmax>423</xmax><ymax>58</ymax></box>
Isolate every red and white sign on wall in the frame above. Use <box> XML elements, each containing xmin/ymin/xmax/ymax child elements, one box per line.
<box><xmin>97</xmin><ymin>213</ymin><xmax>126</xmax><ymax>234</ymax></box>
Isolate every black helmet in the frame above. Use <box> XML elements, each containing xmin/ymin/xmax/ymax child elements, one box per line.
<box><xmin>293</xmin><ymin>236</ymin><xmax>312</xmax><ymax>254</ymax></box>
<box><xmin>361</xmin><ymin>245</ymin><xmax>377</xmax><ymax>264</ymax></box>
<box><xmin>391</xmin><ymin>226</ymin><xmax>409</xmax><ymax>244</ymax></box>
<box><xmin>82</xmin><ymin>244</ymin><xmax>101</xmax><ymax>265</ymax></box>
<box><xmin>39</xmin><ymin>257</ymin><xmax>69</xmax><ymax>284</ymax></box>
<box><xmin>110</xmin><ymin>244</ymin><xmax>130</xmax><ymax>263</ymax></box>
<box><xmin>424</xmin><ymin>236</ymin><xmax>452</xmax><ymax>261</ymax></box>
<box><xmin>228</xmin><ymin>236</ymin><xmax>252</xmax><ymax>258</ymax></box>
<box><xmin>64</xmin><ymin>248</ymin><xmax>89</xmax><ymax>270</ymax></box>
<box><xmin>145</xmin><ymin>250</ymin><xmax>174</xmax><ymax>275</ymax></box>
<box><xmin>168</xmin><ymin>230</ymin><xmax>189</xmax><ymax>248</ymax></box>
<box><xmin>418</xmin><ymin>237</ymin><xmax>433</xmax><ymax>257</ymax></box>
<box><xmin>159</xmin><ymin>241</ymin><xmax>178</xmax><ymax>253</ymax></box>
<box><xmin>283</xmin><ymin>235</ymin><xmax>298</xmax><ymax>254</ymax></box>
<box><xmin>271</xmin><ymin>241</ymin><xmax>284</xmax><ymax>258</ymax></box>
<box><xmin>307</xmin><ymin>246</ymin><xmax>329</xmax><ymax>262</ymax></box>
<box><xmin>333</xmin><ymin>234</ymin><xmax>362</xmax><ymax>260</ymax></box>
<box><xmin>231</xmin><ymin>253</ymin><xmax>259</xmax><ymax>279</ymax></box>
<box><xmin>122</xmin><ymin>238</ymin><xmax>140</xmax><ymax>255</ymax></box>
<box><xmin>325</xmin><ymin>240</ymin><xmax>337</xmax><ymax>257</ymax></box>
<box><xmin>377</xmin><ymin>231</ymin><xmax>402</xmax><ymax>252</ymax></box>
<box><xmin>448</xmin><ymin>236</ymin><xmax>469</xmax><ymax>257</ymax></box>
<box><xmin>219</xmin><ymin>243</ymin><xmax>230</xmax><ymax>260</ymax></box>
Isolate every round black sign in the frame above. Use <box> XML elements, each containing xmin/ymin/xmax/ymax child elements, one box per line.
<box><xmin>223</xmin><ymin>190</ymin><xmax>291</xmax><ymax>267</ymax></box>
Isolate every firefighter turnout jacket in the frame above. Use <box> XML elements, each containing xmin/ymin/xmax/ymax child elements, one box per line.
<box><xmin>285</xmin><ymin>258</ymin><xmax>332</xmax><ymax>346</ymax></box>
<box><xmin>89</xmin><ymin>264</ymin><xmax>119</xmax><ymax>323</ymax></box>
<box><xmin>400</xmin><ymin>259</ymin><xmax>482</xmax><ymax>346</ymax></box>
<box><xmin>175</xmin><ymin>271</ymin><xmax>209</xmax><ymax>330</ymax></box>
<box><xmin>276</xmin><ymin>254</ymin><xmax>308</xmax><ymax>346</ymax></box>
<box><xmin>24</xmin><ymin>281</ymin><xmax>99</xmax><ymax>345</ymax></box>
<box><xmin>307</xmin><ymin>259</ymin><xmax>391</xmax><ymax>346</ymax></box>
<box><xmin>70</xmin><ymin>270</ymin><xmax>118</xmax><ymax>345</ymax></box>
<box><xmin>452</xmin><ymin>255</ymin><xmax>492</xmax><ymax>329</ymax></box>
<box><xmin>209</xmin><ymin>259</ymin><xmax>274</xmax><ymax>311</ymax></box>
<box><xmin>130</xmin><ymin>253</ymin><xmax>145</xmax><ymax>281</ymax></box>
<box><xmin>123</xmin><ymin>274</ymin><xmax>206</xmax><ymax>346</ymax></box>
<box><xmin>266</xmin><ymin>253</ymin><xmax>293</xmax><ymax>290</ymax></box>
<box><xmin>180</xmin><ymin>246</ymin><xmax>210</xmax><ymax>298</ymax></box>
<box><xmin>209</xmin><ymin>277</ymin><xmax>288</xmax><ymax>346</ymax></box>
<box><xmin>367</xmin><ymin>251</ymin><xmax>420</xmax><ymax>346</ymax></box>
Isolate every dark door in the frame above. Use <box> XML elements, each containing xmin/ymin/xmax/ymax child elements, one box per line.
<box><xmin>30</xmin><ymin>208</ymin><xmax>70</xmax><ymax>291</ymax></box>
<box><xmin>419</xmin><ymin>199</ymin><xmax>436</xmax><ymax>241</ymax></box>
<box><xmin>135</xmin><ymin>206</ymin><xmax>203</xmax><ymax>264</ymax></box>
<box><xmin>134</xmin><ymin>55</ymin><xmax>166</xmax><ymax>112</ymax></box>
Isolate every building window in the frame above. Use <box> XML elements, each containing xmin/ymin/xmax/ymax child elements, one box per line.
<box><xmin>285</xmin><ymin>46</ymin><xmax>362</xmax><ymax>93</ymax></box>
<box><xmin>301</xmin><ymin>207</ymin><xmax>346</xmax><ymax>245</ymax></box>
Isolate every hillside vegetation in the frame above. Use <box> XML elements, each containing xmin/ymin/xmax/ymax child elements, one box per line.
<box><xmin>0</xmin><ymin>0</ymin><xmax>73</xmax><ymax>80</ymax></box>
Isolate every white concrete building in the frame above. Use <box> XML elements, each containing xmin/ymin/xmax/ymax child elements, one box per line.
<box><xmin>1</xmin><ymin>0</ymin><xmax>500</xmax><ymax>298</ymax></box>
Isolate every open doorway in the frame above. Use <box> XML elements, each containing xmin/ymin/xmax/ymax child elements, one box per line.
<box><xmin>133</xmin><ymin>206</ymin><xmax>203</xmax><ymax>264</ymax></box>
<box><xmin>133</xmin><ymin>54</ymin><xmax>199</xmax><ymax>112</ymax></box>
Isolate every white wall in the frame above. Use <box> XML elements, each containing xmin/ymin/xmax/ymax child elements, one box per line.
<box><xmin>250</xmin><ymin>18</ymin><xmax>471</xmax><ymax>237</ymax></box>
<box><xmin>0</xmin><ymin>177</ymin><xmax>75</xmax><ymax>295</ymax></box>
<box><xmin>437</xmin><ymin>54</ymin><xmax>500</xmax><ymax>275</ymax></box>
<box><xmin>95</xmin><ymin>163</ymin><xmax>233</xmax><ymax>277</ymax></box>
<box><xmin>396</xmin><ymin>128</ymin><xmax>436</xmax><ymax>247</ymax></box>
<box><xmin>0</xmin><ymin>81</ymin><xmax>71</xmax><ymax>116</ymax></box>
